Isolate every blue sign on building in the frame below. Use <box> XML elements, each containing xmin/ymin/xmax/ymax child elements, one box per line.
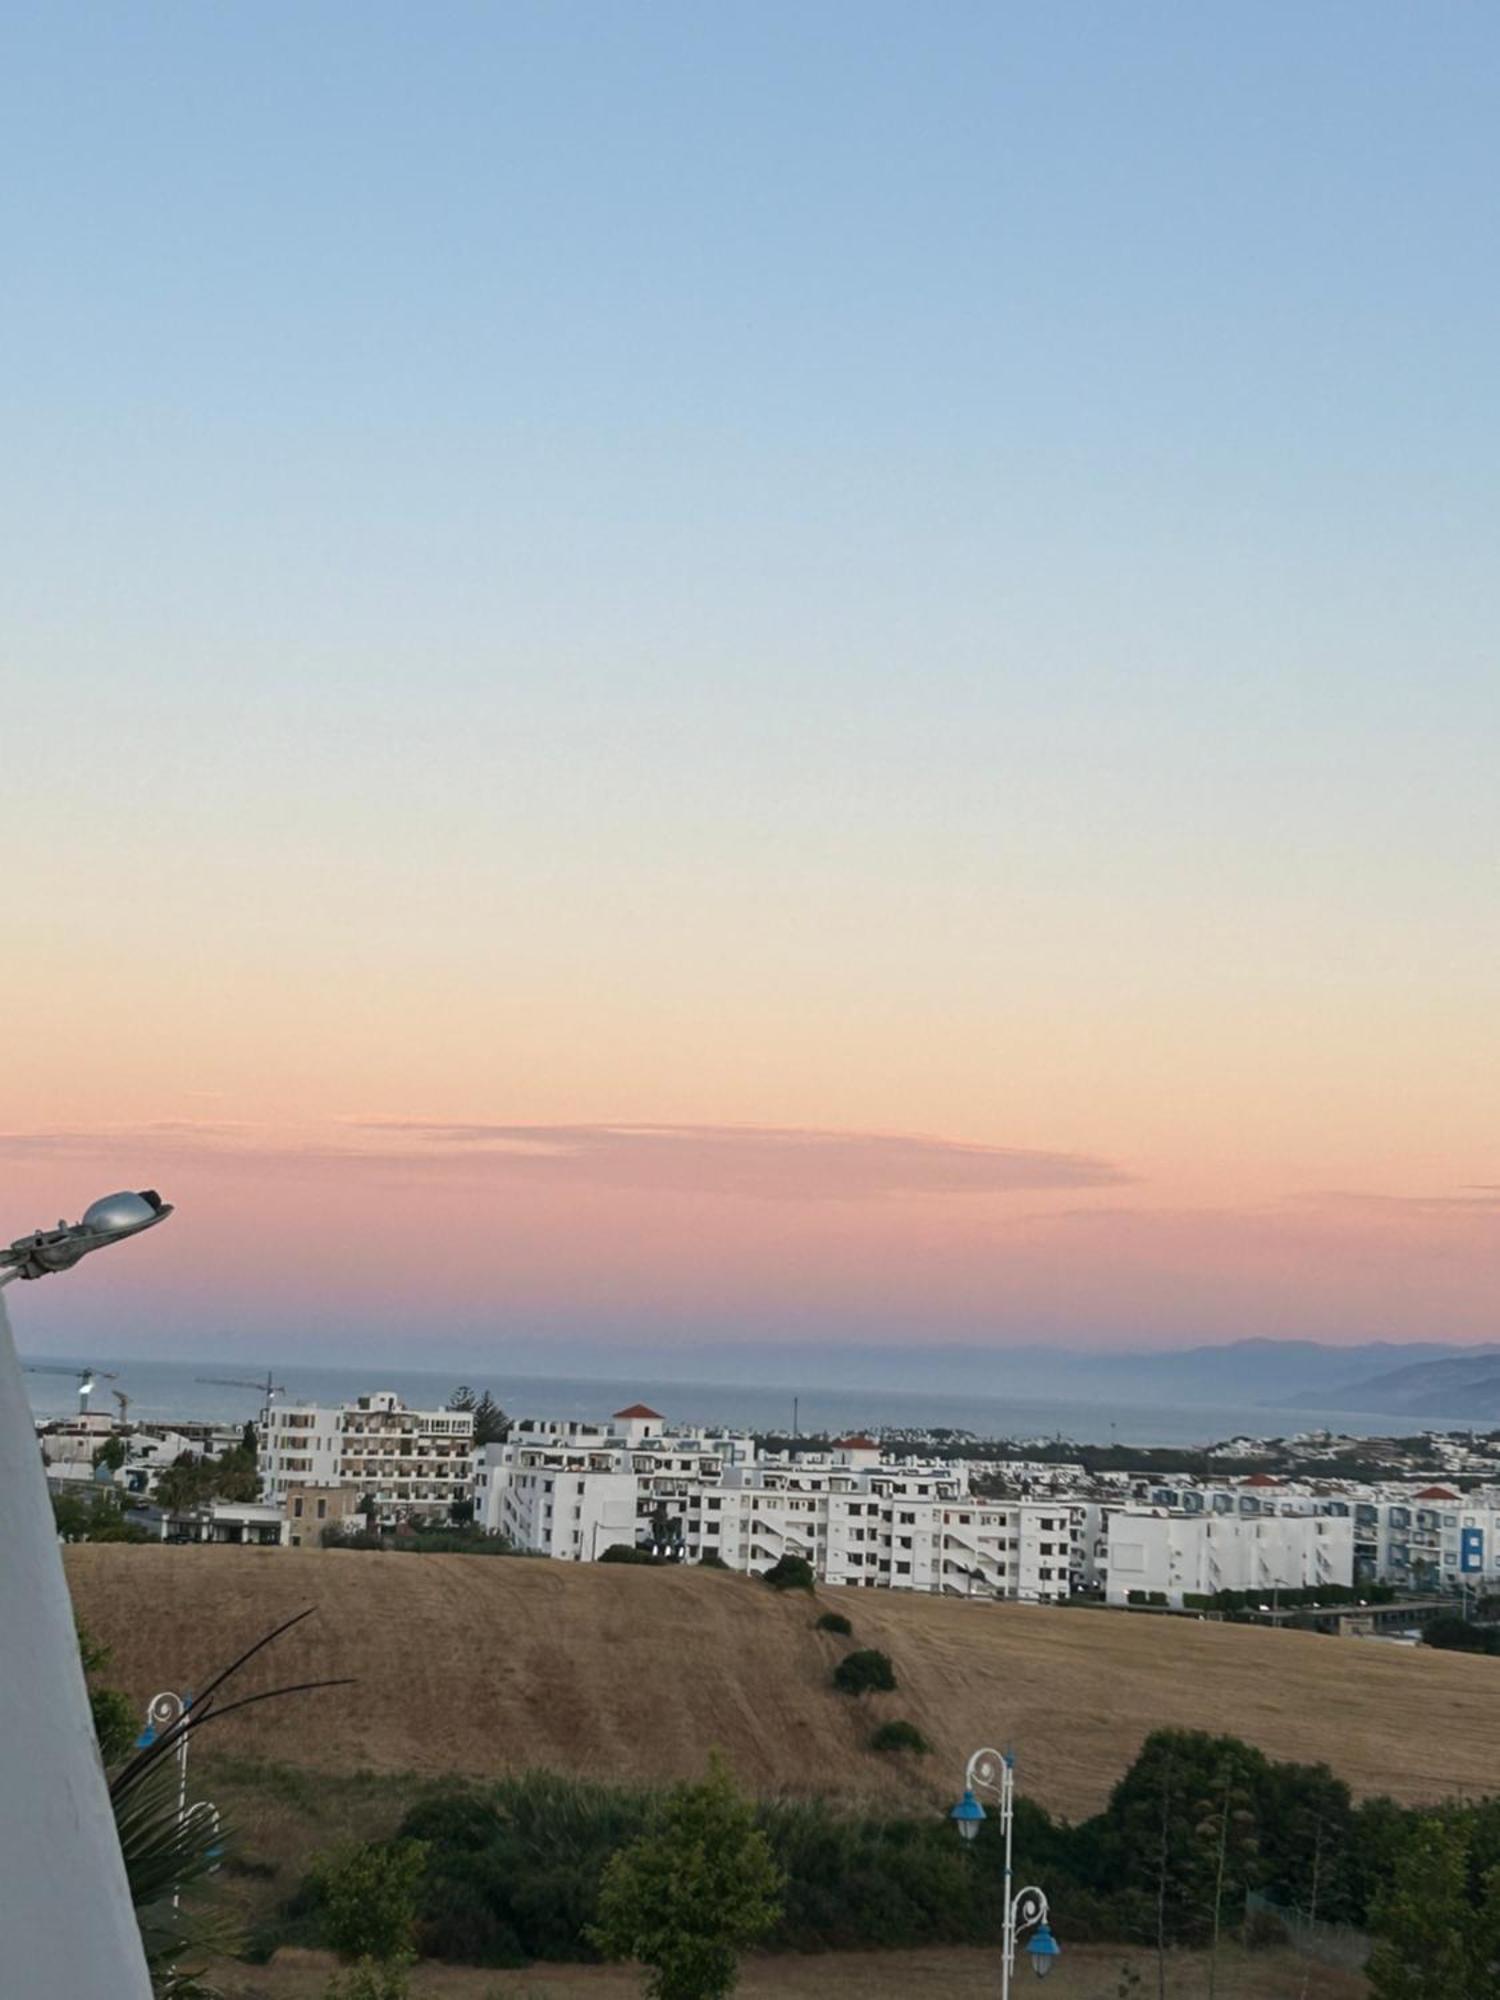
<box><xmin>1461</xmin><ymin>1526</ymin><xmax>1484</xmax><ymax>1574</ymax></box>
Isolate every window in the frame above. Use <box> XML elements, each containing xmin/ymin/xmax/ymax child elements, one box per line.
<box><xmin>316</xmin><ymin>1498</ymin><xmax>327</xmax><ymax>1521</ymax></box>
<box><xmin>293</xmin><ymin>1498</ymin><xmax>304</xmax><ymax>1519</ymax></box>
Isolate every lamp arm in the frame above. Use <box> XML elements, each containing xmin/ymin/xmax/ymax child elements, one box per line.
<box><xmin>1011</xmin><ymin>1885</ymin><xmax>1050</xmax><ymax>1935</ymax></box>
<box><xmin>965</xmin><ymin>1745</ymin><xmax>1009</xmax><ymax>1799</ymax></box>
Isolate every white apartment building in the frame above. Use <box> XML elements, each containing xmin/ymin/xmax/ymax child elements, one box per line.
<box><xmin>1104</xmin><ymin>1507</ymin><xmax>1353</xmax><ymax>1607</ymax></box>
<box><xmin>259</xmin><ymin>1392</ymin><xmax>474</xmax><ymax>1524</ymax></box>
<box><xmin>1337</xmin><ymin>1486</ymin><xmax>1500</xmax><ymax>1593</ymax></box>
<box><xmin>478</xmin><ymin>1413</ymin><xmax>1078</xmax><ymax>1602</ymax></box>
<box><xmin>474</xmin><ymin>1403</ymin><xmax>754</xmax><ymax>1559</ymax></box>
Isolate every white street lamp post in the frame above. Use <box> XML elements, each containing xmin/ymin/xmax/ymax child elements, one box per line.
<box><xmin>0</xmin><ymin>1190</ymin><xmax>172</xmax><ymax>2000</ymax></box>
<box><xmin>138</xmin><ymin>1690</ymin><xmax>193</xmax><ymax>1910</ymax></box>
<box><xmin>950</xmin><ymin>1746</ymin><xmax>1061</xmax><ymax>1995</ymax></box>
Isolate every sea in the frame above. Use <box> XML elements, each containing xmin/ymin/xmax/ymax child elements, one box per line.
<box><xmin>12</xmin><ymin>1354</ymin><xmax>1473</xmax><ymax>1447</ymax></box>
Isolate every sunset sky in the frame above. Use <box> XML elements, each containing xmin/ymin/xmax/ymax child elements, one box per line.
<box><xmin>5</xmin><ymin>6</ymin><xmax>1498</xmax><ymax>1368</ymax></box>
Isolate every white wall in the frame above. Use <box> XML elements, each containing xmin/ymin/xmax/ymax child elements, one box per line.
<box><xmin>0</xmin><ymin>1286</ymin><xmax>152</xmax><ymax>1997</ymax></box>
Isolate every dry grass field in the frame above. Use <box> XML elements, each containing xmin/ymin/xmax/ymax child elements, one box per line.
<box><xmin>213</xmin><ymin>1943</ymin><xmax>1366</xmax><ymax>1999</ymax></box>
<box><xmin>67</xmin><ymin>1544</ymin><xmax>1500</xmax><ymax>1820</ymax></box>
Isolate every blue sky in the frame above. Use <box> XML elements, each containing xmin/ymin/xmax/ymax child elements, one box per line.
<box><xmin>5</xmin><ymin>4</ymin><xmax>1498</xmax><ymax>1360</ymax></box>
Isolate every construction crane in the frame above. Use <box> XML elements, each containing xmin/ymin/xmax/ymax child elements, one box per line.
<box><xmin>24</xmin><ymin>1363</ymin><xmax>119</xmax><ymax>1416</ymax></box>
<box><xmin>112</xmin><ymin>1387</ymin><xmax>131</xmax><ymax>1424</ymax></box>
<box><xmin>196</xmin><ymin>1371</ymin><xmax>286</xmax><ymax>1435</ymax></box>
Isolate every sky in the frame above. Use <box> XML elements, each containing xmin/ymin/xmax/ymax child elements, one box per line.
<box><xmin>3</xmin><ymin>4</ymin><xmax>1498</xmax><ymax>1370</ymax></box>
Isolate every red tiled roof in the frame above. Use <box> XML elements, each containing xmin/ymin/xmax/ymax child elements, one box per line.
<box><xmin>613</xmin><ymin>1403</ymin><xmax>663</xmax><ymax>1420</ymax></box>
<box><xmin>835</xmin><ymin>1435</ymin><xmax>878</xmax><ymax>1450</ymax></box>
<box><xmin>1242</xmin><ymin>1474</ymin><xmax>1281</xmax><ymax>1487</ymax></box>
<box><xmin>1414</xmin><ymin>1485</ymin><xmax>1461</xmax><ymax>1500</ymax></box>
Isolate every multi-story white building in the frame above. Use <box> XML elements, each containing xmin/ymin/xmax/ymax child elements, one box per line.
<box><xmin>1104</xmin><ymin>1507</ymin><xmax>1353</xmax><ymax>1607</ymax></box>
<box><xmin>259</xmin><ymin>1392</ymin><xmax>474</xmax><ymax>1524</ymax></box>
<box><xmin>478</xmin><ymin>1413</ymin><xmax>1077</xmax><ymax>1602</ymax></box>
<box><xmin>474</xmin><ymin>1403</ymin><xmax>755</xmax><ymax>1559</ymax></box>
<box><xmin>1337</xmin><ymin>1486</ymin><xmax>1500</xmax><ymax>1593</ymax></box>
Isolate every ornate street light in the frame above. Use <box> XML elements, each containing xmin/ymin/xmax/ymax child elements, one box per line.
<box><xmin>949</xmin><ymin>1746</ymin><xmax>1061</xmax><ymax>1994</ymax></box>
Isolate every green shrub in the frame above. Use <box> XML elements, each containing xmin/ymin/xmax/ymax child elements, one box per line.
<box><xmin>309</xmin><ymin>1839</ymin><xmax>428</xmax><ymax>1962</ymax></box>
<box><xmin>833</xmin><ymin>1649</ymin><xmax>896</xmax><ymax>1695</ymax></box>
<box><xmin>816</xmin><ymin>1611</ymin><xmax>853</xmax><ymax>1636</ymax></box>
<box><xmin>599</xmin><ymin>1544</ymin><xmax>665</xmax><ymax>1565</ymax></box>
<box><xmin>698</xmin><ymin>1551</ymin><xmax>730</xmax><ymax>1570</ymax></box>
<box><xmin>868</xmin><ymin>1720</ymin><xmax>929</xmax><ymax>1755</ymax></box>
<box><xmin>590</xmin><ymin>1758</ymin><xmax>783</xmax><ymax>2000</ymax></box>
<box><xmin>762</xmin><ymin>1554</ymin><xmax>816</xmax><ymax>1592</ymax></box>
<box><xmin>1424</xmin><ymin>1615</ymin><xmax>1500</xmax><ymax>1655</ymax></box>
<box><xmin>324</xmin><ymin>1960</ymin><xmax>410</xmax><ymax>2000</ymax></box>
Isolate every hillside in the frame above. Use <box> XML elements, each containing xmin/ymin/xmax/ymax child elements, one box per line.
<box><xmin>66</xmin><ymin>1546</ymin><xmax>1500</xmax><ymax>1821</ymax></box>
<box><xmin>1291</xmin><ymin>1350</ymin><xmax>1500</xmax><ymax>1418</ymax></box>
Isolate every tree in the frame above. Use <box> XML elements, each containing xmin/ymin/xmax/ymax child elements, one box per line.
<box><xmin>53</xmin><ymin>1489</ymin><xmax>150</xmax><ymax>1543</ymax></box>
<box><xmin>155</xmin><ymin>1438</ymin><xmax>259</xmax><ymax>1510</ymax></box>
<box><xmin>591</xmin><ymin>1758</ymin><xmax>783</xmax><ymax>2000</ymax></box>
<box><xmin>311</xmin><ymin>1838</ymin><xmax>428</xmax><ymax>1964</ymax></box>
<box><xmin>450</xmin><ymin>1386</ymin><xmax>508</xmax><ymax>1446</ymax></box>
<box><xmin>1367</xmin><ymin>1817</ymin><xmax>1492</xmax><ymax>2000</ymax></box>
<box><xmin>1096</xmin><ymin>1729</ymin><xmax>1270</xmax><ymax>1963</ymax></box>
<box><xmin>471</xmin><ymin>1390</ymin><xmax>507</xmax><ymax>1447</ymax></box>
<box><xmin>154</xmin><ymin>1452</ymin><xmax>214</xmax><ymax>1513</ymax></box>
<box><xmin>1197</xmin><ymin>1757</ymin><xmax>1258</xmax><ymax>1999</ymax></box>
<box><xmin>1425</xmin><ymin>1615</ymin><xmax>1499</xmax><ymax>1656</ymax></box>
<box><xmin>92</xmin><ymin>1435</ymin><xmax>127</xmax><ymax>1473</ymax></box>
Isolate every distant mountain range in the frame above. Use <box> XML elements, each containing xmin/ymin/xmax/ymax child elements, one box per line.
<box><xmin>429</xmin><ymin>1334</ymin><xmax>1500</xmax><ymax>1417</ymax></box>
<box><xmin>1282</xmin><ymin>1348</ymin><xmax>1500</xmax><ymax>1420</ymax></box>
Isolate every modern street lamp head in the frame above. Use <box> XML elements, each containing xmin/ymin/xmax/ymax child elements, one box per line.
<box><xmin>1026</xmin><ymin>1921</ymin><xmax>1060</xmax><ymax>1978</ymax></box>
<box><xmin>1</xmin><ymin>1190</ymin><xmax>172</xmax><ymax>1281</ymax></box>
<box><xmin>950</xmin><ymin>1788</ymin><xmax>986</xmax><ymax>1842</ymax></box>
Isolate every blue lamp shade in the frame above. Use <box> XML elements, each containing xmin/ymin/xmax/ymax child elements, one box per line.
<box><xmin>1027</xmin><ymin>1921</ymin><xmax>1061</xmax><ymax>1978</ymax></box>
<box><xmin>949</xmin><ymin>1788</ymin><xmax>987</xmax><ymax>1843</ymax></box>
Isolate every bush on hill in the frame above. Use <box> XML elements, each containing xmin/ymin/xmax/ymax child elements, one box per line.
<box><xmin>761</xmin><ymin>1554</ymin><xmax>815</xmax><ymax>1593</ymax></box>
<box><xmin>815</xmin><ymin>1611</ymin><xmax>852</xmax><ymax>1636</ymax></box>
<box><xmin>832</xmin><ymin>1649</ymin><xmax>896</xmax><ymax>1695</ymax></box>
<box><xmin>868</xmin><ymin>1720</ymin><xmax>929</xmax><ymax>1755</ymax></box>
<box><xmin>599</xmin><ymin>1544</ymin><xmax>667</xmax><ymax>1566</ymax></box>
